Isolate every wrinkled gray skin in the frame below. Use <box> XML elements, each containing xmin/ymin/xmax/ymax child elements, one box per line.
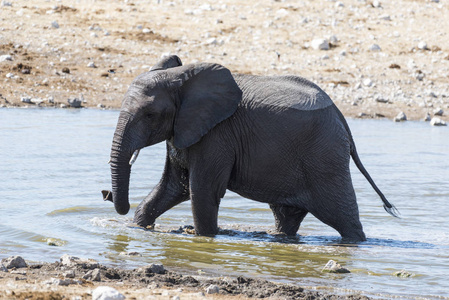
<box><xmin>106</xmin><ymin>55</ymin><xmax>399</xmax><ymax>242</ymax></box>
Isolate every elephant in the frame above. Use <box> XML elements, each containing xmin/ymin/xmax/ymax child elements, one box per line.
<box><xmin>102</xmin><ymin>55</ymin><xmax>399</xmax><ymax>242</ymax></box>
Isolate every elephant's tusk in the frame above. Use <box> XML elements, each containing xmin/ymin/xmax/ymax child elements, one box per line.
<box><xmin>107</xmin><ymin>158</ymin><xmax>111</xmax><ymax>164</ymax></box>
<box><xmin>129</xmin><ymin>149</ymin><xmax>140</xmax><ymax>166</ymax></box>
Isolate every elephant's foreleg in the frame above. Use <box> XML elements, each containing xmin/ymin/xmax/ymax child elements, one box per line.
<box><xmin>133</xmin><ymin>156</ymin><xmax>189</xmax><ymax>228</ymax></box>
<box><xmin>270</xmin><ymin>205</ymin><xmax>308</xmax><ymax>236</ymax></box>
<box><xmin>190</xmin><ymin>190</ymin><xmax>220</xmax><ymax>236</ymax></box>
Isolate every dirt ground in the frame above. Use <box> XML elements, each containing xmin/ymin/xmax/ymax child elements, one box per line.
<box><xmin>0</xmin><ymin>0</ymin><xmax>448</xmax><ymax>122</ymax></box>
<box><xmin>0</xmin><ymin>0</ymin><xmax>447</xmax><ymax>298</ymax></box>
<box><xmin>0</xmin><ymin>257</ymin><xmax>370</xmax><ymax>300</ymax></box>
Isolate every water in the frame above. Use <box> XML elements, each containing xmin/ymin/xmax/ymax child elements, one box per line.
<box><xmin>1</xmin><ymin>108</ymin><xmax>448</xmax><ymax>299</ymax></box>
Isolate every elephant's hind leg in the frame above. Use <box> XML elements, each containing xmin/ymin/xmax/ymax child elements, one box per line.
<box><xmin>270</xmin><ymin>205</ymin><xmax>308</xmax><ymax>236</ymax></box>
<box><xmin>309</xmin><ymin>184</ymin><xmax>366</xmax><ymax>242</ymax></box>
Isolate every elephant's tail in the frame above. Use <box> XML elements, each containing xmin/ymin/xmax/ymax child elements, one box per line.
<box><xmin>335</xmin><ymin>106</ymin><xmax>400</xmax><ymax>218</ymax></box>
<box><xmin>350</xmin><ymin>145</ymin><xmax>400</xmax><ymax>218</ymax></box>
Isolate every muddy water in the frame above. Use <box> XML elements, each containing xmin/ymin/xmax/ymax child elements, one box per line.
<box><xmin>1</xmin><ymin>108</ymin><xmax>448</xmax><ymax>299</ymax></box>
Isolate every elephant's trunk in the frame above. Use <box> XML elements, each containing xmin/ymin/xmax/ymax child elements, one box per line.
<box><xmin>108</xmin><ymin>111</ymin><xmax>135</xmax><ymax>215</ymax></box>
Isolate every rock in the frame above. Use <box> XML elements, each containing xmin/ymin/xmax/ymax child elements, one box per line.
<box><xmin>418</xmin><ymin>41</ymin><xmax>428</xmax><ymax>50</ymax></box>
<box><xmin>138</xmin><ymin>263</ymin><xmax>166</xmax><ymax>275</ymax></box>
<box><xmin>372</xmin><ymin>0</ymin><xmax>381</xmax><ymax>7</ymax></box>
<box><xmin>21</xmin><ymin>97</ymin><xmax>32</xmax><ymax>103</ymax></box>
<box><xmin>433</xmin><ymin>108</ymin><xmax>444</xmax><ymax>116</ymax></box>
<box><xmin>394</xmin><ymin>112</ymin><xmax>407</xmax><ymax>122</ymax></box>
<box><xmin>51</xmin><ymin>21</ymin><xmax>59</xmax><ymax>29</ymax></box>
<box><xmin>67</xmin><ymin>98</ymin><xmax>82</xmax><ymax>108</ymax></box>
<box><xmin>322</xmin><ymin>260</ymin><xmax>350</xmax><ymax>273</ymax></box>
<box><xmin>423</xmin><ymin>112</ymin><xmax>431</xmax><ymax>121</ymax></box>
<box><xmin>87</xmin><ymin>61</ymin><xmax>97</xmax><ymax>68</ymax></box>
<box><xmin>311</xmin><ymin>39</ymin><xmax>329</xmax><ymax>50</ymax></box>
<box><xmin>62</xmin><ymin>67</ymin><xmax>70</xmax><ymax>74</ymax></box>
<box><xmin>430</xmin><ymin>117</ymin><xmax>447</xmax><ymax>126</ymax></box>
<box><xmin>64</xmin><ymin>270</ymin><xmax>76</xmax><ymax>278</ymax></box>
<box><xmin>206</xmin><ymin>284</ymin><xmax>220</xmax><ymax>294</ymax></box>
<box><xmin>363</xmin><ymin>78</ymin><xmax>373</xmax><ymax>87</ymax></box>
<box><xmin>97</xmin><ymin>103</ymin><xmax>105</xmax><ymax>108</ymax></box>
<box><xmin>1</xmin><ymin>256</ymin><xmax>27</xmax><ymax>269</ymax></box>
<box><xmin>60</xmin><ymin>254</ymin><xmax>99</xmax><ymax>269</ymax></box>
<box><xmin>393</xmin><ymin>270</ymin><xmax>414</xmax><ymax>278</ymax></box>
<box><xmin>1</xmin><ymin>263</ymin><xmax>7</xmax><ymax>272</ymax></box>
<box><xmin>335</xmin><ymin>1</ymin><xmax>344</xmax><ymax>8</ymax></box>
<box><xmin>379</xmin><ymin>14</ymin><xmax>391</xmax><ymax>21</ymax></box>
<box><xmin>6</xmin><ymin>73</ymin><xmax>15</xmax><ymax>78</ymax></box>
<box><xmin>368</xmin><ymin>44</ymin><xmax>381</xmax><ymax>51</ymax></box>
<box><xmin>1</xmin><ymin>1</ymin><xmax>12</xmax><ymax>7</ymax></box>
<box><xmin>0</xmin><ymin>54</ymin><xmax>13</xmax><ymax>62</ymax></box>
<box><xmin>119</xmin><ymin>251</ymin><xmax>142</xmax><ymax>257</ymax></box>
<box><xmin>83</xmin><ymin>268</ymin><xmax>101</xmax><ymax>281</ymax></box>
<box><xmin>60</xmin><ymin>103</ymin><xmax>67</xmax><ymax>108</ymax></box>
<box><xmin>44</xmin><ymin>277</ymin><xmax>81</xmax><ymax>286</ymax></box>
<box><xmin>92</xmin><ymin>286</ymin><xmax>125</xmax><ymax>300</ymax></box>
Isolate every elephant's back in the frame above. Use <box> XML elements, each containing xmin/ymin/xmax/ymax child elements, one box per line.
<box><xmin>233</xmin><ymin>74</ymin><xmax>334</xmax><ymax>111</ymax></box>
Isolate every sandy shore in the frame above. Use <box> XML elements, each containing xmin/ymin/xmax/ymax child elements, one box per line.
<box><xmin>0</xmin><ymin>0</ymin><xmax>448</xmax><ymax>122</ymax></box>
<box><xmin>0</xmin><ymin>255</ymin><xmax>370</xmax><ymax>300</ymax></box>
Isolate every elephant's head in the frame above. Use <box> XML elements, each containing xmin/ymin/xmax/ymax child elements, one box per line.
<box><xmin>106</xmin><ymin>56</ymin><xmax>242</xmax><ymax>215</ymax></box>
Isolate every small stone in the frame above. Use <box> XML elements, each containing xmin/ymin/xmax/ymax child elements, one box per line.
<box><xmin>44</xmin><ymin>277</ymin><xmax>80</xmax><ymax>286</ymax></box>
<box><xmin>311</xmin><ymin>39</ymin><xmax>329</xmax><ymax>50</ymax></box>
<box><xmin>67</xmin><ymin>98</ymin><xmax>82</xmax><ymax>108</ymax></box>
<box><xmin>322</xmin><ymin>260</ymin><xmax>350</xmax><ymax>273</ymax></box>
<box><xmin>206</xmin><ymin>37</ymin><xmax>218</xmax><ymax>45</ymax></box>
<box><xmin>51</xmin><ymin>21</ymin><xmax>59</xmax><ymax>29</ymax></box>
<box><xmin>64</xmin><ymin>270</ymin><xmax>75</xmax><ymax>278</ymax></box>
<box><xmin>363</xmin><ymin>78</ymin><xmax>373</xmax><ymax>87</ymax></box>
<box><xmin>92</xmin><ymin>286</ymin><xmax>125</xmax><ymax>300</ymax></box>
<box><xmin>142</xmin><ymin>28</ymin><xmax>151</xmax><ymax>34</ymax></box>
<box><xmin>138</xmin><ymin>263</ymin><xmax>165</xmax><ymax>275</ymax></box>
<box><xmin>119</xmin><ymin>251</ymin><xmax>142</xmax><ymax>257</ymax></box>
<box><xmin>1</xmin><ymin>264</ymin><xmax>8</xmax><ymax>272</ymax></box>
<box><xmin>433</xmin><ymin>108</ymin><xmax>444</xmax><ymax>116</ymax></box>
<box><xmin>372</xmin><ymin>0</ymin><xmax>381</xmax><ymax>7</ymax></box>
<box><xmin>21</xmin><ymin>97</ymin><xmax>32</xmax><ymax>103</ymax></box>
<box><xmin>418</xmin><ymin>41</ymin><xmax>428</xmax><ymax>50</ymax></box>
<box><xmin>379</xmin><ymin>15</ymin><xmax>391</xmax><ymax>21</ymax></box>
<box><xmin>394</xmin><ymin>112</ymin><xmax>407</xmax><ymax>122</ymax></box>
<box><xmin>368</xmin><ymin>44</ymin><xmax>381</xmax><ymax>52</ymax></box>
<box><xmin>393</xmin><ymin>270</ymin><xmax>414</xmax><ymax>278</ymax></box>
<box><xmin>1</xmin><ymin>256</ymin><xmax>27</xmax><ymax>269</ymax></box>
<box><xmin>6</xmin><ymin>73</ymin><xmax>14</xmax><ymax>78</ymax></box>
<box><xmin>423</xmin><ymin>112</ymin><xmax>431</xmax><ymax>121</ymax></box>
<box><xmin>335</xmin><ymin>1</ymin><xmax>344</xmax><ymax>8</ymax></box>
<box><xmin>60</xmin><ymin>254</ymin><xmax>99</xmax><ymax>269</ymax></box>
<box><xmin>0</xmin><ymin>54</ymin><xmax>13</xmax><ymax>62</ymax></box>
<box><xmin>87</xmin><ymin>61</ymin><xmax>97</xmax><ymax>68</ymax></box>
<box><xmin>430</xmin><ymin>117</ymin><xmax>447</xmax><ymax>126</ymax></box>
<box><xmin>97</xmin><ymin>103</ymin><xmax>105</xmax><ymax>108</ymax></box>
<box><xmin>206</xmin><ymin>284</ymin><xmax>220</xmax><ymax>294</ymax></box>
<box><xmin>60</xmin><ymin>103</ymin><xmax>67</xmax><ymax>108</ymax></box>
<box><xmin>375</xmin><ymin>95</ymin><xmax>389</xmax><ymax>103</ymax></box>
<box><xmin>62</xmin><ymin>67</ymin><xmax>70</xmax><ymax>74</ymax></box>
<box><xmin>1</xmin><ymin>1</ymin><xmax>12</xmax><ymax>7</ymax></box>
<box><xmin>82</xmin><ymin>268</ymin><xmax>101</xmax><ymax>281</ymax></box>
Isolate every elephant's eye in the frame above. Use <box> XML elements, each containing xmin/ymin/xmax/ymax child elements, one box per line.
<box><xmin>146</xmin><ymin>113</ymin><xmax>152</xmax><ymax>119</ymax></box>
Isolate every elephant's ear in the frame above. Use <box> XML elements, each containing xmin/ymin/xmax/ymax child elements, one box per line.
<box><xmin>150</xmin><ymin>55</ymin><xmax>182</xmax><ymax>71</ymax></box>
<box><xmin>171</xmin><ymin>63</ymin><xmax>242</xmax><ymax>149</ymax></box>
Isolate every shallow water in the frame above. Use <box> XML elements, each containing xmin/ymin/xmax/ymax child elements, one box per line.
<box><xmin>1</xmin><ymin>108</ymin><xmax>448</xmax><ymax>299</ymax></box>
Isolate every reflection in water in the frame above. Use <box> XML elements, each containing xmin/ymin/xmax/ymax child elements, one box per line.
<box><xmin>1</xmin><ymin>109</ymin><xmax>449</xmax><ymax>299</ymax></box>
